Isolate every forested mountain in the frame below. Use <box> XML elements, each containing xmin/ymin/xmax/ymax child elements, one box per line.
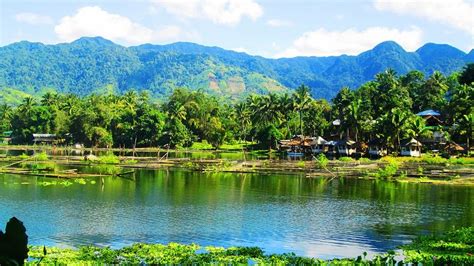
<box><xmin>0</xmin><ymin>37</ymin><xmax>472</xmax><ymax>101</ymax></box>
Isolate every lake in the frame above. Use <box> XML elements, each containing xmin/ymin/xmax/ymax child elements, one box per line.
<box><xmin>0</xmin><ymin>168</ymin><xmax>473</xmax><ymax>259</ymax></box>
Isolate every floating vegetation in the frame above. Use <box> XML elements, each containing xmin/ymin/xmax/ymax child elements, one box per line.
<box><xmin>26</xmin><ymin>227</ymin><xmax>474</xmax><ymax>265</ymax></box>
<box><xmin>26</xmin><ymin>243</ymin><xmax>395</xmax><ymax>265</ymax></box>
<box><xmin>402</xmin><ymin>227</ymin><xmax>474</xmax><ymax>265</ymax></box>
<box><xmin>33</xmin><ymin>151</ymin><xmax>49</xmax><ymax>161</ymax></box>
<box><xmin>73</xmin><ymin>178</ymin><xmax>87</xmax><ymax>185</ymax></box>
<box><xmin>37</xmin><ymin>180</ymin><xmax>73</xmax><ymax>187</ymax></box>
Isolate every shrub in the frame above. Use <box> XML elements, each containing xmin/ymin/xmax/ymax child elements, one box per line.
<box><xmin>375</xmin><ymin>162</ymin><xmax>399</xmax><ymax>180</ymax></box>
<box><xmin>33</xmin><ymin>151</ymin><xmax>48</xmax><ymax>161</ymax></box>
<box><xmin>315</xmin><ymin>154</ymin><xmax>329</xmax><ymax>168</ymax></box>
<box><xmin>339</xmin><ymin>156</ymin><xmax>353</xmax><ymax>162</ymax></box>
<box><xmin>98</xmin><ymin>154</ymin><xmax>120</xmax><ymax>164</ymax></box>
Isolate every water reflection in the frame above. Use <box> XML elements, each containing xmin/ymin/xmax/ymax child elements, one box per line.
<box><xmin>0</xmin><ymin>169</ymin><xmax>472</xmax><ymax>258</ymax></box>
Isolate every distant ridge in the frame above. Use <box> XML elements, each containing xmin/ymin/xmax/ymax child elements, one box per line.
<box><xmin>0</xmin><ymin>37</ymin><xmax>472</xmax><ymax>100</ymax></box>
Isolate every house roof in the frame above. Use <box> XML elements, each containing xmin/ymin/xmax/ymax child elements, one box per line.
<box><xmin>309</xmin><ymin>136</ymin><xmax>327</xmax><ymax>145</ymax></box>
<box><xmin>444</xmin><ymin>141</ymin><xmax>465</xmax><ymax>151</ymax></box>
<box><xmin>417</xmin><ymin>110</ymin><xmax>440</xmax><ymax>116</ymax></box>
<box><xmin>400</xmin><ymin>138</ymin><xmax>422</xmax><ymax>147</ymax></box>
<box><xmin>279</xmin><ymin>135</ymin><xmax>313</xmax><ymax>147</ymax></box>
<box><xmin>33</xmin><ymin>134</ymin><xmax>56</xmax><ymax>138</ymax></box>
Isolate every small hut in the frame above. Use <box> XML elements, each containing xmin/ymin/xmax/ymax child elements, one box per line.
<box><xmin>444</xmin><ymin>141</ymin><xmax>465</xmax><ymax>155</ymax></box>
<box><xmin>368</xmin><ymin>139</ymin><xmax>388</xmax><ymax>157</ymax></box>
<box><xmin>336</xmin><ymin>139</ymin><xmax>356</xmax><ymax>156</ymax></box>
<box><xmin>400</xmin><ymin>138</ymin><xmax>422</xmax><ymax>157</ymax></box>
<box><xmin>1</xmin><ymin>131</ymin><xmax>12</xmax><ymax>144</ymax></box>
<box><xmin>33</xmin><ymin>134</ymin><xmax>57</xmax><ymax>145</ymax></box>
<box><xmin>310</xmin><ymin>136</ymin><xmax>327</xmax><ymax>154</ymax></box>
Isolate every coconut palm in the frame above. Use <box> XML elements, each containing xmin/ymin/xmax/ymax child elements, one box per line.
<box><xmin>294</xmin><ymin>85</ymin><xmax>312</xmax><ymax>136</ymax></box>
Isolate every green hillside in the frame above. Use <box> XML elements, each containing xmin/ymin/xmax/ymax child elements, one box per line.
<box><xmin>0</xmin><ymin>37</ymin><xmax>472</xmax><ymax>101</ymax></box>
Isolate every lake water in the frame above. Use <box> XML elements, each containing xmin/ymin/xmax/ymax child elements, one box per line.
<box><xmin>0</xmin><ymin>168</ymin><xmax>472</xmax><ymax>259</ymax></box>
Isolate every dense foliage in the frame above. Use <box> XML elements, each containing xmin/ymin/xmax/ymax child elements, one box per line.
<box><xmin>1</xmin><ymin>37</ymin><xmax>473</xmax><ymax>101</ymax></box>
<box><xmin>0</xmin><ymin>65</ymin><xmax>472</xmax><ymax>150</ymax></box>
<box><xmin>26</xmin><ymin>227</ymin><xmax>473</xmax><ymax>265</ymax></box>
<box><xmin>402</xmin><ymin>227</ymin><xmax>474</xmax><ymax>264</ymax></box>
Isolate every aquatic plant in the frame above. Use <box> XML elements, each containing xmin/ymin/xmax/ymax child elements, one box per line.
<box><xmin>402</xmin><ymin>227</ymin><xmax>474</xmax><ymax>264</ymax></box>
<box><xmin>97</xmin><ymin>154</ymin><xmax>120</xmax><ymax>164</ymax></box>
<box><xmin>315</xmin><ymin>154</ymin><xmax>329</xmax><ymax>168</ymax></box>
<box><xmin>338</xmin><ymin>157</ymin><xmax>353</xmax><ymax>162</ymax></box>
<box><xmin>33</xmin><ymin>152</ymin><xmax>48</xmax><ymax>161</ymax></box>
<box><xmin>374</xmin><ymin>162</ymin><xmax>399</xmax><ymax>180</ymax></box>
<box><xmin>23</xmin><ymin>227</ymin><xmax>474</xmax><ymax>265</ymax></box>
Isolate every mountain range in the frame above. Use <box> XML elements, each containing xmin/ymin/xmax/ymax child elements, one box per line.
<box><xmin>0</xmin><ymin>37</ymin><xmax>472</xmax><ymax>102</ymax></box>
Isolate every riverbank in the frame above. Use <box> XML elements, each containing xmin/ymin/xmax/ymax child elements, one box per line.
<box><xmin>1</xmin><ymin>150</ymin><xmax>473</xmax><ymax>185</ymax></box>
<box><xmin>26</xmin><ymin>227</ymin><xmax>473</xmax><ymax>265</ymax></box>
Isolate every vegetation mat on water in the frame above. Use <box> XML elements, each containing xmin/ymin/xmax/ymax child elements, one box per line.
<box><xmin>27</xmin><ymin>243</ymin><xmax>395</xmax><ymax>265</ymax></box>
<box><xmin>26</xmin><ymin>227</ymin><xmax>474</xmax><ymax>265</ymax></box>
<box><xmin>401</xmin><ymin>227</ymin><xmax>474</xmax><ymax>265</ymax></box>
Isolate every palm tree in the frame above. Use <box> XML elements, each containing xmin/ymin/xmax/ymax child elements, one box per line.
<box><xmin>407</xmin><ymin>116</ymin><xmax>431</xmax><ymax>139</ymax></box>
<box><xmin>41</xmin><ymin>92</ymin><xmax>59</xmax><ymax>107</ymax></box>
<box><xmin>459</xmin><ymin>113</ymin><xmax>473</xmax><ymax>152</ymax></box>
<box><xmin>234</xmin><ymin>102</ymin><xmax>251</xmax><ymax>142</ymax></box>
<box><xmin>390</xmin><ymin>108</ymin><xmax>411</xmax><ymax>150</ymax></box>
<box><xmin>347</xmin><ymin>98</ymin><xmax>362</xmax><ymax>141</ymax></box>
<box><xmin>19</xmin><ymin>97</ymin><xmax>36</xmax><ymax>116</ymax></box>
<box><xmin>294</xmin><ymin>85</ymin><xmax>312</xmax><ymax>136</ymax></box>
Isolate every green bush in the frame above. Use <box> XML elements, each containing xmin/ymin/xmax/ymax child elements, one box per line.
<box><xmin>339</xmin><ymin>156</ymin><xmax>353</xmax><ymax>162</ymax></box>
<box><xmin>33</xmin><ymin>151</ymin><xmax>48</xmax><ymax>161</ymax></box>
<box><xmin>375</xmin><ymin>162</ymin><xmax>399</xmax><ymax>180</ymax></box>
<box><xmin>98</xmin><ymin>154</ymin><xmax>120</xmax><ymax>164</ymax></box>
<box><xmin>315</xmin><ymin>153</ymin><xmax>329</xmax><ymax>168</ymax></box>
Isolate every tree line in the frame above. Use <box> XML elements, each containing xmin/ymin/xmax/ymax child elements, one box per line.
<box><xmin>0</xmin><ymin>64</ymin><xmax>472</xmax><ymax>150</ymax></box>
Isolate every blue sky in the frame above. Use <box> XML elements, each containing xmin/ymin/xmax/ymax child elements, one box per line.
<box><xmin>1</xmin><ymin>0</ymin><xmax>473</xmax><ymax>58</ymax></box>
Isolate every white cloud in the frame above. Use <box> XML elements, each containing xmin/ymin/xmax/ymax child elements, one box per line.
<box><xmin>54</xmin><ymin>6</ymin><xmax>187</xmax><ymax>45</ymax></box>
<box><xmin>276</xmin><ymin>26</ymin><xmax>423</xmax><ymax>57</ymax></box>
<box><xmin>15</xmin><ymin>12</ymin><xmax>53</xmax><ymax>25</ymax></box>
<box><xmin>374</xmin><ymin>0</ymin><xmax>474</xmax><ymax>35</ymax></box>
<box><xmin>266</xmin><ymin>19</ymin><xmax>292</xmax><ymax>27</ymax></box>
<box><xmin>150</xmin><ymin>0</ymin><xmax>263</xmax><ymax>25</ymax></box>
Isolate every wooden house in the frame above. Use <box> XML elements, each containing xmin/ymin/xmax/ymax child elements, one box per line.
<box><xmin>33</xmin><ymin>134</ymin><xmax>58</xmax><ymax>145</ymax></box>
<box><xmin>310</xmin><ymin>136</ymin><xmax>328</xmax><ymax>154</ymax></box>
<box><xmin>278</xmin><ymin>135</ymin><xmax>312</xmax><ymax>156</ymax></box>
<box><xmin>336</xmin><ymin>139</ymin><xmax>356</xmax><ymax>156</ymax></box>
<box><xmin>368</xmin><ymin>139</ymin><xmax>388</xmax><ymax>157</ymax></box>
<box><xmin>417</xmin><ymin>109</ymin><xmax>446</xmax><ymax>144</ymax></box>
<box><xmin>400</xmin><ymin>138</ymin><xmax>422</xmax><ymax>157</ymax></box>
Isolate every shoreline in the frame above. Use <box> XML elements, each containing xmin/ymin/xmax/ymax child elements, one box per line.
<box><xmin>0</xmin><ymin>150</ymin><xmax>473</xmax><ymax>185</ymax></box>
<box><xmin>25</xmin><ymin>227</ymin><xmax>474</xmax><ymax>265</ymax></box>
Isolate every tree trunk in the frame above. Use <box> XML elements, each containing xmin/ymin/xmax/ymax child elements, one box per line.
<box><xmin>299</xmin><ymin>110</ymin><xmax>303</xmax><ymax>136</ymax></box>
